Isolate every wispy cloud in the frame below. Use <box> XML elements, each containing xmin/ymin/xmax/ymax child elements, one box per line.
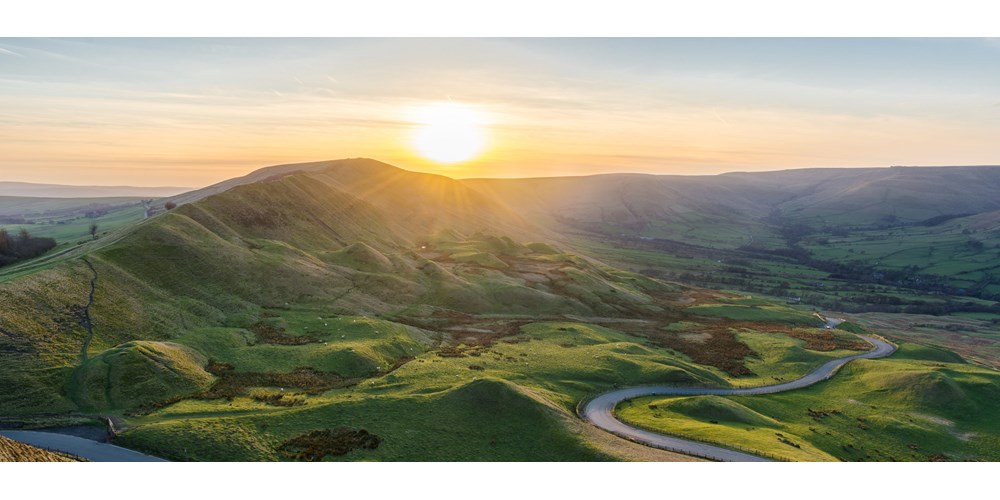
<box><xmin>0</xmin><ymin>47</ymin><xmax>23</xmax><ymax>57</ymax></box>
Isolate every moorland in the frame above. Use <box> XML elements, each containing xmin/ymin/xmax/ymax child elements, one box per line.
<box><xmin>2</xmin><ymin>159</ymin><xmax>998</xmax><ymax>462</ymax></box>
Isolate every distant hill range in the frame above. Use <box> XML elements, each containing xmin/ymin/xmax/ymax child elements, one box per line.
<box><xmin>0</xmin><ymin>181</ymin><xmax>192</xmax><ymax>199</ymax></box>
<box><xmin>465</xmin><ymin>165</ymin><xmax>1000</xmax><ymax>228</ymax></box>
<box><xmin>161</xmin><ymin>161</ymin><xmax>1000</xmax><ymax>230</ymax></box>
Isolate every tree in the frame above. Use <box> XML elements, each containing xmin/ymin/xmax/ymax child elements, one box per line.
<box><xmin>164</xmin><ymin>202</ymin><xmax>177</xmax><ymax>210</ymax></box>
<box><xmin>89</xmin><ymin>222</ymin><xmax>99</xmax><ymax>240</ymax></box>
<box><xmin>0</xmin><ymin>227</ymin><xmax>55</xmax><ymax>266</ymax></box>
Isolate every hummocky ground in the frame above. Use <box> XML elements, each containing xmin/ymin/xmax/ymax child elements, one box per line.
<box><xmin>1</xmin><ymin>159</ymin><xmax>998</xmax><ymax>461</ymax></box>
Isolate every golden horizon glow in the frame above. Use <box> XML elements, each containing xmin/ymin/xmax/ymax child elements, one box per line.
<box><xmin>3</xmin><ymin>39</ymin><xmax>1000</xmax><ymax>187</ymax></box>
<box><xmin>410</xmin><ymin>102</ymin><xmax>488</xmax><ymax>164</ymax></box>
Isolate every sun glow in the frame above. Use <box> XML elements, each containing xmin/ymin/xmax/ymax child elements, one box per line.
<box><xmin>410</xmin><ymin>102</ymin><xmax>488</xmax><ymax>163</ymax></box>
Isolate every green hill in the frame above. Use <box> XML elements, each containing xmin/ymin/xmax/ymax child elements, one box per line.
<box><xmin>620</xmin><ymin>342</ymin><xmax>1000</xmax><ymax>461</ymax></box>
<box><xmin>3</xmin><ymin>159</ymin><xmax>999</xmax><ymax>462</ymax></box>
<box><xmin>0</xmin><ymin>159</ymin><xmax>732</xmax><ymax>461</ymax></box>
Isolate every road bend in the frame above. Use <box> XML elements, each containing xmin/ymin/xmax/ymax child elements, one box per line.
<box><xmin>581</xmin><ymin>335</ymin><xmax>896</xmax><ymax>461</ymax></box>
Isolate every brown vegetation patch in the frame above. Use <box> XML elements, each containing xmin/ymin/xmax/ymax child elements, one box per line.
<box><xmin>252</xmin><ymin>392</ymin><xmax>306</xmax><ymax>407</ymax></box>
<box><xmin>651</xmin><ymin>326</ymin><xmax>756</xmax><ymax>376</ymax></box>
<box><xmin>206</xmin><ymin>360</ymin><xmax>235</xmax><ymax>374</ymax></box>
<box><xmin>250</xmin><ymin>321</ymin><xmax>320</xmax><ymax>345</ymax></box>
<box><xmin>199</xmin><ymin>365</ymin><xmax>358</xmax><ymax>399</ymax></box>
<box><xmin>784</xmin><ymin>329</ymin><xmax>870</xmax><ymax>351</ymax></box>
<box><xmin>278</xmin><ymin>427</ymin><xmax>381</xmax><ymax>461</ymax></box>
<box><xmin>807</xmin><ymin>408</ymin><xmax>835</xmax><ymax>420</ymax></box>
<box><xmin>199</xmin><ymin>355</ymin><xmax>414</xmax><ymax>400</ymax></box>
<box><xmin>397</xmin><ymin>309</ymin><xmax>531</xmax><ymax>352</ymax></box>
<box><xmin>0</xmin><ymin>436</ymin><xmax>83</xmax><ymax>462</ymax></box>
<box><xmin>612</xmin><ymin>314</ymin><xmax>758</xmax><ymax>376</ymax></box>
<box><xmin>677</xmin><ymin>290</ymin><xmax>729</xmax><ymax>306</ymax></box>
<box><xmin>437</xmin><ymin>346</ymin><xmax>485</xmax><ymax>358</ymax></box>
<box><xmin>629</xmin><ymin>316</ymin><xmax>869</xmax><ymax>376</ymax></box>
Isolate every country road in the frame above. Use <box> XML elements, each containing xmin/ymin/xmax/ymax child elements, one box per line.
<box><xmin>580</xmin><ymin>334</ymin><xmax>897</xmax><ymax>461</ymax></box>
<box><xmin>0</xmin><ymin>431</ymin><xmax>166</xmax><ymax>462</ymax></box>
<box><xmin>3</xmin><ymin>334</ymin><xmax>893</xmax><ymax>463</ymax></box>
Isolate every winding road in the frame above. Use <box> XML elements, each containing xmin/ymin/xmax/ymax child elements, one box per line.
<box><xmin>0</xmin><ymin>431</ymin><xmax>166</xmax><ymax>462</ymax></box>
<box><xmin>581</xmin><ymin>334</ymin><xmax>897</xmax><ymax>461</ymax></box>
<box><xmin>4</xmin><ymin>327</ymin><xmax>893</xmax><ymax>462</ymax></box>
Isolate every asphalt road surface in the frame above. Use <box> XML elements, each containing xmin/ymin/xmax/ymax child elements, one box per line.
<box><xmin>0</xmin><ymin>430</ymin><xmax>166</xmax><ymax>462</ymax></box>
<box><xmin>581</xmin><ymin>335</ymin><xmax>896</xmax><ymax>461</ymax></box>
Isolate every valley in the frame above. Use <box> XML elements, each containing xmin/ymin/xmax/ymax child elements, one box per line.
<box><xmin>2</xmin><ymin>159</ymin><xmax>999</xmax><ymax>462</ymax></box>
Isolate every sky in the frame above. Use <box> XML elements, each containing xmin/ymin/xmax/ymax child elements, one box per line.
<box><xmin>1</xmin><ymin>37</ymin><xmax>1000</xmax><ymax>187</ymax></box>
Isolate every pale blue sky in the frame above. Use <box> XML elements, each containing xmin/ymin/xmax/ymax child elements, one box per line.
<box><xmin>1</xmin><ymin>38</ymin><xmax>999</xmax><ymax>186</ymax></box>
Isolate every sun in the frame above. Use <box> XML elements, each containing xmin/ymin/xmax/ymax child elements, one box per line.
<box><xmin>410</xmin><ymin>102</ymin><xmax>487</xmax><ymax>163</ymax></box>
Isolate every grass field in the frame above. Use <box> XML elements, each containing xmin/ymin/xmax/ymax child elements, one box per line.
<box><xmin>617</xmin><ymin>342</ymin><xmax>1000</xmax><ymax>461</ymax></box>
<box><xmin>563</xmin><ymin>200</ymin><xmax>1000</xmax><ymax>324</ymax></box>
<box><xmin>115</xmin><ymin>313</ymin><xmax>872</xmax><ymax>461</ymax></box>
<box><xmin>1</xmin><ymin>198</ymin><xmax>147</xmax><ymax>244</ymax></box>
<box><xmin>687</xmin><ymin>303</ymin><xmax>819</xmax><ymax>326</ymax></box>
<box><xmin>844</xmin><ymin>312</ymin><xmax>1000</xmax><ymax>369</ymax></box>
<box><xmin>3</xmin><ymin>161</ymin><xmax>999</xmax><ymax>462</ymax></box>
<box><xmin>114</xmin><ymin>318</ymin><xmax>725</xmax><ymax>461</ymax></box>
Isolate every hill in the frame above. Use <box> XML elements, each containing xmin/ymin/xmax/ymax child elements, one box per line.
<box><xmin>2</xmin><ymin>158</ymin><xmax>737</xmax><ymax>461</ymax></box>
<box><xmin>2</xmin><ymin>158</ymin><xmax>998</xmax><ymax>462</ymax></box>
<box><xmin>464</xmin><ymin>166</ymin><xmax>1000</xmax><ymax>325</ymax></box>
<box><xmin>465</xmin><ymin>165</ymin><xmax>1000</xmax><ymax>230</ymax></box>
<box><xmin>618</xmin><ymin>342</ymin><xmax>1000</xmax><ymax>461</ymax></box>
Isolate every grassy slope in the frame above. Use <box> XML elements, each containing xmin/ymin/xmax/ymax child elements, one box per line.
<box><xmin>115</xmin><ymin>316</ymin><xmax>730</xmax><ymax>461</ymax></box>
<box><xmin>119</xmin><ymin>378</ymin><xmax>611</xmax><ymax>462</ymax></box>
<box><xmin>2</xmin><ymin>161</ymin><xmax>742</xmax><ymax>460</ymax></box>
<box><xmin>472</xmin><ymin>168</ymin><xmax>1000</xmax><ymax>326</ymax></box>
<box><xmin>618</xmin><ymin>342</ymin><xmax>1000</xmax><ymax>461</ymax></box>
<box><xmin>0</xmin><ymin>435</ymin><xmax>81</xmax><ymax>462</ymax></box>
<box><xmin>114</xmin><ymin>309</ymin><xmax>886</xmax><ymax>461</ymax></box>
<box><xmin>69</xmin><ymin>341</ymin><xmax>215</xmax><ymax>412</ymax></box>
<box><xmin>4</xmin><ymin>160</ymin><xmax>998</xmax><ymax>461</ymax></box>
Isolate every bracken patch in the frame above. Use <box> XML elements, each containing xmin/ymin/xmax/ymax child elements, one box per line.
<box><xmin>278</xmin><ymin>427</ymin><xmax>381</xmax><ymax>461</ymax></box>
<box><xmin>199</xmin><ymin>364</ymin><xmax>358</xmax><ymax>399</ymax></box>
<box><xmin>648</xmin><ymin>326</ymin><xmax>756</xmax><ymax>377</ymax></box>
<box><xmin>250</xmin><ymin>321</ymin><xmax>320</xmax><ymax>346</ymax></box>
<box><xmin>784</xmin><ymin>328</ymin><xmax>870</xmax><ymax>352</ymax></box>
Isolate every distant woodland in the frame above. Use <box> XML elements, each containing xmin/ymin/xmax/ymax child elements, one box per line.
<box><xmin>0</xmin><ymin>228</ymin><xmax>56</xmax><ymax>266</ymax></box>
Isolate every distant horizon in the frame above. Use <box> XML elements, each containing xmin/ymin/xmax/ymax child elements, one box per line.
<box><xmin>6</xmin><ymin>160</ymin><xmax>1000</xmax><ymax>191</ymax></box>
<box><xmin>3</xmin><ymin>38</ymin><xmax>1000</xmax><ymax>186</ymax></box>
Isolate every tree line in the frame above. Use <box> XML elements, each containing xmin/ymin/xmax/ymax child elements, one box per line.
<box><xmin>0</xmin><ymin>227</ymin><xmax>57</xmax><ymax>267</ymax></box>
